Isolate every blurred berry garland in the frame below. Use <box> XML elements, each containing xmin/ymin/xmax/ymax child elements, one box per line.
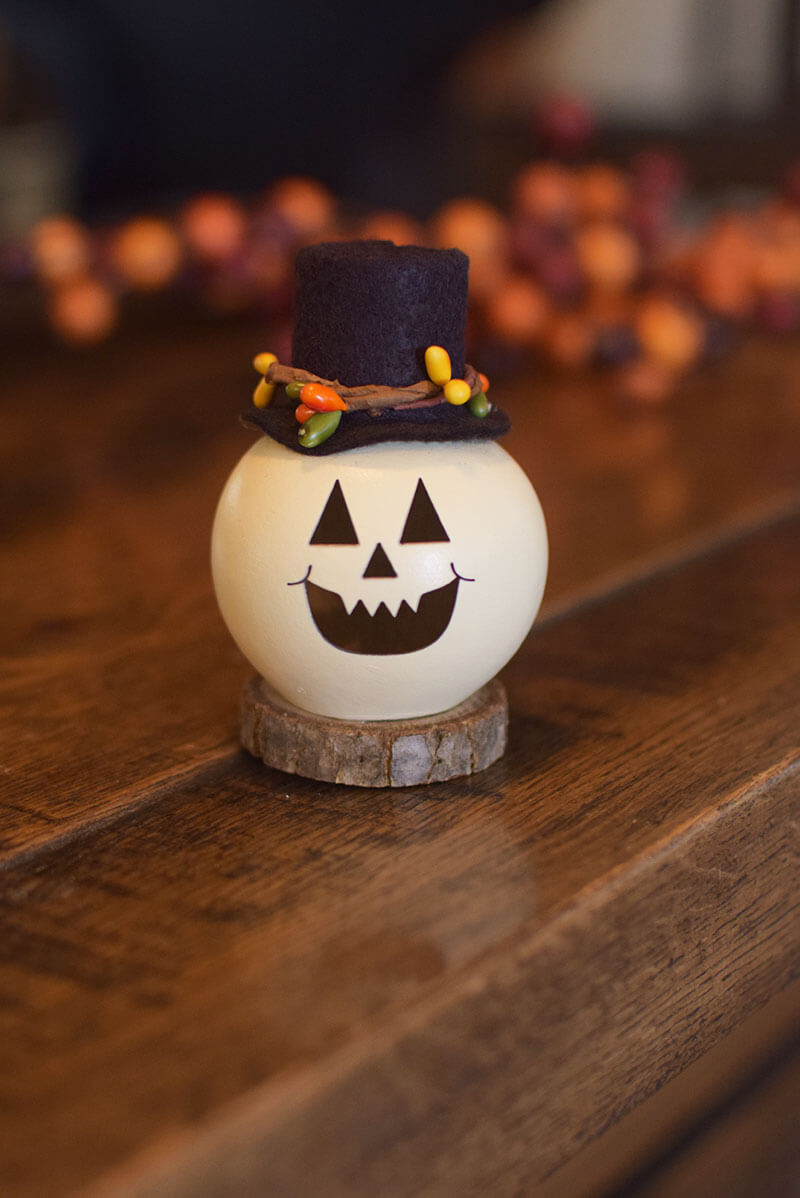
<box><xmin>7</xmin><ymin>139</ymin><xmax>800</xmax><ymax>407</ymax></box>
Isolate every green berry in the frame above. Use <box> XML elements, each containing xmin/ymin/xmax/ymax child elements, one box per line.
<box><xmin>468</xmin><ymin>390</ymin><xmax>490</xmax><ymax>418</ymax></box>
<box><xmin>298</xmin><ymin>410</ymin><xmax>342</xmax><ymax>448</ymax></box>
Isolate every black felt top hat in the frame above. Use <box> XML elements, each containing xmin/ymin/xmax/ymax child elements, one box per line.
<box><xmin>243</xmin><ymin>240</ymin><xmax>509</xmax><ymax>454</ymax></box>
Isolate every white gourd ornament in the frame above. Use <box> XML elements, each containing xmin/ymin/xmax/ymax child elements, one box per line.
<box><xmin>212</xmin><ymin>241</ymin><xmax>548</xmax><ymax>781</ymax></box>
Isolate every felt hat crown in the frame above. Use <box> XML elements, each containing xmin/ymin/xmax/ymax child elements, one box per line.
<box><xmin>292</xmin><ymin>240</ymin><xmax>468</xmax><ymax>386</ymax></box>
<box><xmin>244</xmin><ymin>240</ymin><xmax>509</xmax><ymax>454</ymax></box>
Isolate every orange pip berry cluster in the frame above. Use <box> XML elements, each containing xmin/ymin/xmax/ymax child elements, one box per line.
<box><xmin>424</xmin><ymin>345</ymin><xmax>491</xmax><ymax>418</ymax></box>
<box><xmin>252</xmin><ymin>356</ymin><xmax>348</xmax><ymax>448</ymax></box>
<box><xmin>294</xmin><ymin>381</ymin><xmax>347</xmax><ymax>448</ymax></box>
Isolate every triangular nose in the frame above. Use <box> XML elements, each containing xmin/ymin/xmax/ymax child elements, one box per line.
<box><xmin>362</xmin><ymin>542</ymin><xmax>397</xmax><ymax>578</ymax></box>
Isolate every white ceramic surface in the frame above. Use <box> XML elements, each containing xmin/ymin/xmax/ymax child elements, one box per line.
<box><xmin>212</xmin><ymin>436</ymin><xmax>548</xmax><ymax>720</ymax></box>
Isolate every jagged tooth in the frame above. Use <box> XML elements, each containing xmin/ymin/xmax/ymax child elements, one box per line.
<box><xmin>404</xmin><ymin>589</ymin><xmax>427</xmax><ymax>613</ymax></box>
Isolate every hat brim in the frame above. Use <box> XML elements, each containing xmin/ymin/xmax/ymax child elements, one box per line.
<box><xmin>242</xmin><ymin>396</ymin><xmax>510</xmax><ymax>455</ymax></box>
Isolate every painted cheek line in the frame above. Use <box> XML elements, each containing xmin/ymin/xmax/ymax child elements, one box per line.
<box><xmin>287</xmin><ymin>565</ymin><xmax>312</xmax><ymax>587</ymax></box>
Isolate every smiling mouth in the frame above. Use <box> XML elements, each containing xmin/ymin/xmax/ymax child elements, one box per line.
<box><xmin>294</xmin><ymin>569</ymin><xmax>464</xmax><ymax>655</ymax></box>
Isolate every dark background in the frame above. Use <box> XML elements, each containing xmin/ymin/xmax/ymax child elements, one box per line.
<box><xmin>0</xmin><ymin>0</ymin><xmax>535</xmax><ymax>215</ymax></box>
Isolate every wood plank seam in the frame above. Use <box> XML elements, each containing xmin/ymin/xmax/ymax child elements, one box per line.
<box><xmin>538</xmin><ymin>493</ymin><xmax>800</xmax><ymax>629</ymax></box>
<box><xmin>0</xmin><ymin>750</ymin><xmax>237</xmax><ymax>875</ymax></box>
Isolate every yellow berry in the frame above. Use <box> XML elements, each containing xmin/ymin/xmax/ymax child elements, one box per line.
<box><xmin>253</xmin><ymin>377</ymin><xmax>276</xmax><ymax>408</ymax></box>
<box><xmin>425</xmin><ymin>345</ymin><xmax>452</xmax><ymax>385</ymax></box>
<box><xmin>253</xmin><ymin>351</ymin><xmax>277</xmax><ymax>374</ymax></box>
<box><xmin>444</xmin><ymin>378</ymin><xmax>471</xmax><ymax>405</ymax></box>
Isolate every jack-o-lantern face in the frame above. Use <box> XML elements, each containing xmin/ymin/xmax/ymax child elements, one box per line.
<box><xmin>212</xmin><ymin>436</ymin><xmax>548</xmax><ymax>721</ymax></box>
<box><xmin>290</xmin><ymin>478</ymin><xmax>471</xmax><ymax>655</ymax></box>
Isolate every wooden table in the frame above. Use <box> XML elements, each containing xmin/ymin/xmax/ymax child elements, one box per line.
<box><xmin>1</xmin><ymin>317</ymin><xmax>799</xmax><ymax>1196</ymax></box>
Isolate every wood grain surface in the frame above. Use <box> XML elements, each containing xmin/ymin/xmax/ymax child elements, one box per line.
<box><xmin>1</xmin><ymin>320</ymin><xmax>799</xmax><ymax>1195</ymax></box>
<box><xmin>3</xmin><ymin>325</ymin><xmax>800</xmax><ymax>862</ymax></box>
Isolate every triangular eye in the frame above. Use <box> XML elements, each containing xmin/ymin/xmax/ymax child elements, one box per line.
<box><xmin>400</xmin><ymin>479</ymin><xmax>450</xmax><ymax>543</ymax></box>
<box><xmin>310</xmin><ymin>480</ymin><xmax>359</xmax><ymax>544</ymax></box>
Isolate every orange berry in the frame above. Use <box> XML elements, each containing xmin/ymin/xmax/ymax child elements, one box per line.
<box><xmin>48</xmin><ymin>277</ymin><xmax>116</xmax><ymax>344</ymax></box>
<box><xmin>300</xmin><ymin>382</ymin><xmax>347</xmax><ymax>412</ymax></box>
<box><xmin>295</xmin><ymin>402</ymin><xmax>316</xmax><ymax>423</ymax></box>
<box><xmin>512</xmin><ymin>163</ymin><xmax>575</xmax><ymax>225</ymax></box>
<box><xmin>693</xmin><ymin>252</ymin><xmax>754</xmax><ymax>320</ymax></box>
<box><xmin>635</xmin><ymin>295</ymin><xmax>703</xmax><ymax>370</ymax></box>
<box><xmin>31</xmin><ymin>216</ymin><xmax>91</xmax><ymax>284</ymax></box>
<box><xmin>180</xmin><ymin>193</ymin><xmax>246</xmax><ymax>262</ymax></box>
<box><xmin>429</xmin><ymin>198</ymin><xmax>507</xmax><ymax>298</ymax></box>
<box><xmin>111</xmin><ymin>217</ymin><xmax>181</xmax><ymax>290</ymax></box>
<box><xmin>576</xmin><ymin>165</ymin><xmax>630</xmax><ymax>223</ymax></box>
<box><xmin>359</xmin><ymin>210</ymin><xmax>424</xmax><ymax>245</ymax></box>
<box><xmin>485</xmin><ymin>276</ymin><xmax>549</xmax><ymax>345</ymax></box>
<box><xmin>541</xmin><ymin>312</ymin><xmax>595</xmax><ymax>369</ymax></box>
<box><xmin>267</xmin><ymin>177</ymin><xmax>336</xmax><ymax>239</ymax></box>
<box><xmin>576</xmin><ymin>222</ymin><xmax>640</xmax><ymax>292</ymax></box>
<box><xmin>615</xmin><ymin>358</ymin><xmax>676</xmax><ymax>407</ymax></box>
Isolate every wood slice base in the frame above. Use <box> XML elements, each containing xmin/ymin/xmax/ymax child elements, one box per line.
<box><xmin>239</xmin><ymin>676</ymin><xmax>508</xmax><ymax>788</ymax></box>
